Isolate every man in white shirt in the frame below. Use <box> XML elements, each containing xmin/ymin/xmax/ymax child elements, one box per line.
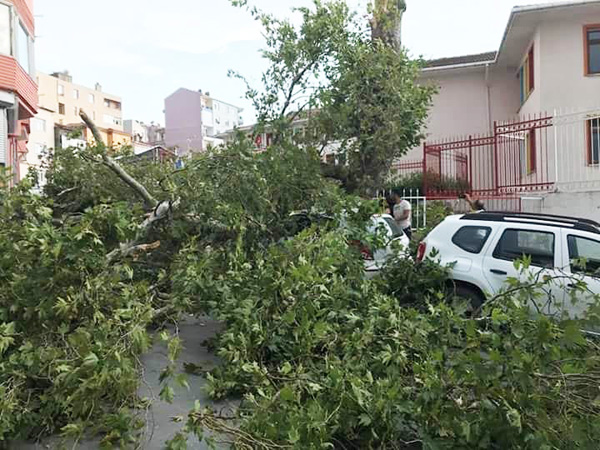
<box><xmin>391</xmin><ymin>189</ymin><xmax>412</xmax><ymax>240</ymax></box>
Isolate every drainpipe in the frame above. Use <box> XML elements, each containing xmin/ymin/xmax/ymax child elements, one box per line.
<box><xmin>485</xmin><ymin>63</ymin><xmax>492</xmax><ymax>133</ymax></box>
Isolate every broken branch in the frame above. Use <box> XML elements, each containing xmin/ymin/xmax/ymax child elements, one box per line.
<box><xmin>79</xmin><ymin>110</ymin><xmax>159</xmax><ymax>209</ymax></box>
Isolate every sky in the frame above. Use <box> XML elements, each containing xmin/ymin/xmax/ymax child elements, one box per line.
<box><xmin>34</xmin><ymin>0</ymin><xmax>555</xmax><ymax>125</ymax></box>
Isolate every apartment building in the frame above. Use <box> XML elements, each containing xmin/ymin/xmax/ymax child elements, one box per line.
<box><xmin>36</xmin><ymin>71</ymin><xmax>123</xmax><ymax>130</ymax></box>
<box><xmin>164</xmin><ymin>88</ymin><xmax>243</xmax><ymax>154</ymax></box>
<box><xmin>0</xmin><ymin>0</ymin><xmax>37</xmax><ymax>183</ymax></box>
<box><xmin>25</xmin><ymin>72</ymin><xmax>127</xmax><ymax>178</ymax></box>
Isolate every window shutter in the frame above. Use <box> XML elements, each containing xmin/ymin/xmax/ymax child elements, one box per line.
<box><xmin>528</xmin><ymin>47</ymin><xmax>535</xmax><ymax>91</ymax></box>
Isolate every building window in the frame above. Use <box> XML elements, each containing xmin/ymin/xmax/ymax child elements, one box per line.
<box><xmin>518</xmin><ymin>46</ymin><xmax>534</xmax><ymax>106</ymax></box>
<box><xmin>73</xmin><ymin>89</ymin><xmax>79</xmax><ymax>99</ymax></box>
<box><xmin>32</xmin><ymin>118</ymin><xmax>46</xmax><ymax>132</ymax></box>
<box><xmin>520</xmin><ymin>128</ymin><xmax>537</xmax><ymax>174</ymax></box>
<box><xmin>92</xmin><ymin>111</ymin><xmax>96</xmax><ymax>121</ymax></box>
<box><xmin>0</xmin><ymin>4</ymin><xmax>10</xmax><ymax>55</ymax></box>
<box><xmin>16</xmin><ymin>22</ymin><xmax>31</xmax><ymax>74</ymax></box>
<box><xmin>585</xmin><ymin>25</ymin><xmax>600</xmax><ymax>75</ymax></box>
<box><xmin>73</xmin><ymin>106</ymin><xmax>78</xmax><ymax>116</ymax></box>
<box><xmin>587</xmin><ymin>118</ymin><xmax>600</xmax><ymax>165</ymax></box>
<box><xmin>58</xmin><ymin>103</ymin><xmax>65</xmax><ymax>115</ymax></box>
<box><xmin>518</xmin><ymin>130</ymin><xmax>537</xmax><ymax>175</ymax></box>
<box><xmin>88</xmin><ymin>93</ymin><xmax>95</xmax><ymax>104</ymax></box>
<box><xmin>58</xmin><ymin>85</ymin><xmax>65</xmax><ymax>96</ymax></box>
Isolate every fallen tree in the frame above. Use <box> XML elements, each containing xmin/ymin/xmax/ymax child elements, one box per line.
<box><xmin>2</xmin><ymin>1</ymin><xmax>600</xmax><ymax>448</ymax></box>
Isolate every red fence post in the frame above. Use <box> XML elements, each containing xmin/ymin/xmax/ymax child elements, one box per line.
<box><xmin>493</xmin><ymin>121</ymin><xmax>500</xmax><ymax>195</ymax></box>
<box><xmin>468</xmin><ymin>135</ymin><xmax>473</xmax><ymax>192</ymax></box>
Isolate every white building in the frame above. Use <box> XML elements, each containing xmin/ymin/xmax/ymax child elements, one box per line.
<box><xmin>124</xmin><ymin>119</ymin><xmax>165</xmax><ymax>145</ymax></box>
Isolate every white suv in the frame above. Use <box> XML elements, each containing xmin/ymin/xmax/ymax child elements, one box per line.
<box><xmin>289</xmin><ymin>212</ymin><xmax>409</xmax><ymax>276</ymax></box>
<box><xmin>418</xmin><ymin>211</ymin><xmax>600</xmax><ymax>319</ymax></box>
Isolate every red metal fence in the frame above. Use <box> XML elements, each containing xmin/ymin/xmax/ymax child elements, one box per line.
<box><xmin>390</xmin><ymin>159</ymin><xmax>423</xmax><ymax>178</ymax></box>
<box><xmin>423</xmin><ymin>114</ymin><xmax>555</xmax><ymax>201</ymax></box>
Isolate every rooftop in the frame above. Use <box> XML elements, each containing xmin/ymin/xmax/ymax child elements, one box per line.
<box><xmin>425</xmin><ymin>52</ymin><xmax>497</xmax><ymax>70</ymax></box>
<box><xmin>422</xmin><ymin>0</ymin><xmax>600</xmax><ymax>72</ymax></box>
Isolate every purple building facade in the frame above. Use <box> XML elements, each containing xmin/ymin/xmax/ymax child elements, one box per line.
<box><xmin>164</xmin><ymin>88</ymin><xmax>204</xmax><ymax>155</ymax></box>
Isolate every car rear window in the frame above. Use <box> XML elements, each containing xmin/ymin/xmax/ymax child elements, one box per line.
<box><xmin>382</xmin><ymin>217</ymin><xmax>404</xmax><ymax>238</ymax></box>
<box><xmin>452</xmin><ymin>226</ymin><xmax>492</xmax><ymax>254</ymax></box>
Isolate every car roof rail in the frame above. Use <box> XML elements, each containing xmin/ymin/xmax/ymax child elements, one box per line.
<box><xmin>461</xmin><ymin>211</ymin><xmax>600</xmax><ymax>234</ymax></box>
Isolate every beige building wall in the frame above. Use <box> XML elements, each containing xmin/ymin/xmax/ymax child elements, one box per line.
<box><xmin>539</xmin><ymin>12</ymin><xmax>600</xmax><ymax>112</ymax></box>
<box><xmin>27</xmin><ymin>72</ymin><xmax>128</xmax><ymax>184</ymax></box>
<box><xmin>37</xmin><ymin>72</ymin><xmax>123</xmax><ymax>130</ymax></box>
<box><xmin>403</xmin><ymin>65</ymin><xmax>520</xmax><ymax>161</ymax></box>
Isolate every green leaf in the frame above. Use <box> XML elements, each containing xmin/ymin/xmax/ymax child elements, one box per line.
<box><xmin>280</xmin><ymin>386</ymin><xmax>295</xmax><ymax>402</ymax></box>
<box><xmin>160</xmin><ymin>385</ymin><xmax>175</xmax><ymax>404</ymax></box>
<box><xmin>83</xmin><ymin>352</ymin><xmax>99</xmax><ymax>367</ymax></box>
<box><xmin>288</xmin><ymin>427</ymin><xmax>300</xmax><ymax>444</ymax></box>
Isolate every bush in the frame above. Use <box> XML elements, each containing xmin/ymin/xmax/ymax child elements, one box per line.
<box><xmin>387</xmin><ymin>170</ymin><xmax>470</xmax><ymax>195</ymax></box>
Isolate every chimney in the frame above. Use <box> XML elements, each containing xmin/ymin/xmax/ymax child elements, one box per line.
<box><xmin>95</xmin><ymin>83</ymin><xmax>102</xmax><ymax>92</ymax></box>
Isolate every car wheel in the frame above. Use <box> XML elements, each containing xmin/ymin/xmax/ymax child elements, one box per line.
<box><xmin>454</xmin><ymin>284</ymin><xmax>485</xmax><ymax>314</ymax></box>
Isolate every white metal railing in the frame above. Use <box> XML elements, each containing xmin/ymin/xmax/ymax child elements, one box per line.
<box><xmin>553</xmin><ymin>107</ymin><xmax>600</xmax><ymax>191</ymax></box>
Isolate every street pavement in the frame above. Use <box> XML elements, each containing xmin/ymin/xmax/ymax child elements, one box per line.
<box><xmin>12</xmin><ymin>316</ymin><xmax>233</xmax><ymax>450</ymax></box>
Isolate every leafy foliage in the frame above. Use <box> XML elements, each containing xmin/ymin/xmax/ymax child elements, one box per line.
<box><xmin>3</xmin><ymin>1</ymin><xmax>600</xmax><ymax>449</ymax></box>
<box><xmin>0</xmin><ymin>126</ymin><xmax>343</xmax><ymax>444</ymax></box>
<box><xmin>229</xmin><ymin>0</ymin><xmax>435</xmax><ymax>194</ymax></box>
<box><xmin>172</xmin><ymin>226</ymin><xmax>600</xmax><ymax>449</ymax></box>
<box><xmin>0</xmin><ymin>179</ymin><xmax>152</xmax><ymax>443</ymax></box>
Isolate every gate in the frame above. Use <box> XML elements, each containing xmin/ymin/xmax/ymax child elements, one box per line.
<box><xmin>495</xmin><ymin>114</ymin><xmax>554</xmax><ymax>193</ymax></box>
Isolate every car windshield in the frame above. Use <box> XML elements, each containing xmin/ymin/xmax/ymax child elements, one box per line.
<box><xmin>382</xmin><ymin>217</ymin><xmax>404</xmax><ymax>238</ymax></box>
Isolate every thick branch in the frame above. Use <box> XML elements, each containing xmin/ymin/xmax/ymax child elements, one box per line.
<box><xmin>280</xmin><ymin>61</ymin><xmax>318</xmax><ymax>119</ymax></box>
<box><xmin>79</xmin><ymin>110</ymin><xmax>158</xmax><ymax>209</ymax></box>
<box><xmin>106</xmin><ymin>200</ymin><xmax>180</xmax><ymax>263</ymax></box>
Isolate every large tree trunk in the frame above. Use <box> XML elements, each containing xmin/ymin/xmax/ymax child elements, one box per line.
<box><xmin>370</xmin><ymin>0</ymin><xmax>406</xmax><ymax>50</ymax></box>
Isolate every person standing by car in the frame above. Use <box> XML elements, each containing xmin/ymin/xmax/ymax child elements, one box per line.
<box><xmin>463</xmin><ymin>193</ymin><xmax>486</xmax><ymax>212</ymax></box>
<box><xmin>384</xmin><ymin>192</ymin><xmax>395</xmax><ymax>215</ymax></box>
<box><xmin>391</xmin><ymin>189</ymin><xmax>412</xmax><ymax>240</ymax></box>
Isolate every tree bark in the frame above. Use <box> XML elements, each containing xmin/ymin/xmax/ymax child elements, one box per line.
<box><xmin>370</xmin><ymin>0</ymin><xmax>405</xmax><ymax>50</ymax></box>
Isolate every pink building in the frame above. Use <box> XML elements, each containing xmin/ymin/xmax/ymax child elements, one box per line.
<box><xmin>403</xmin><ymin>0</ymin><xmax>600</xmax><ymax>159</ymax></box>
<box><xmin>164</xmin><ymin>88</ymin><xmax>243</xmax><ymax>155</ymax></box>
<box><xmin>395</xmin><ymin>1</ymin><xmax>600</xmax><ymax>219</ymax></box>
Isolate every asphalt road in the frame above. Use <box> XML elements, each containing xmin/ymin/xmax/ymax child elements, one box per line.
<box><xmin>12</xmin><ymin>316</ymin><xmax>233</xmax><ymax>450</ymax></box>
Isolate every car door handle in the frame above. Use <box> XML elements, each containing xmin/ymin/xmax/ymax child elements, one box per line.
<box><xmin>490</xmin><ymin>269</ymin><xmax>508</xmax><ymax>275</ymax></box>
